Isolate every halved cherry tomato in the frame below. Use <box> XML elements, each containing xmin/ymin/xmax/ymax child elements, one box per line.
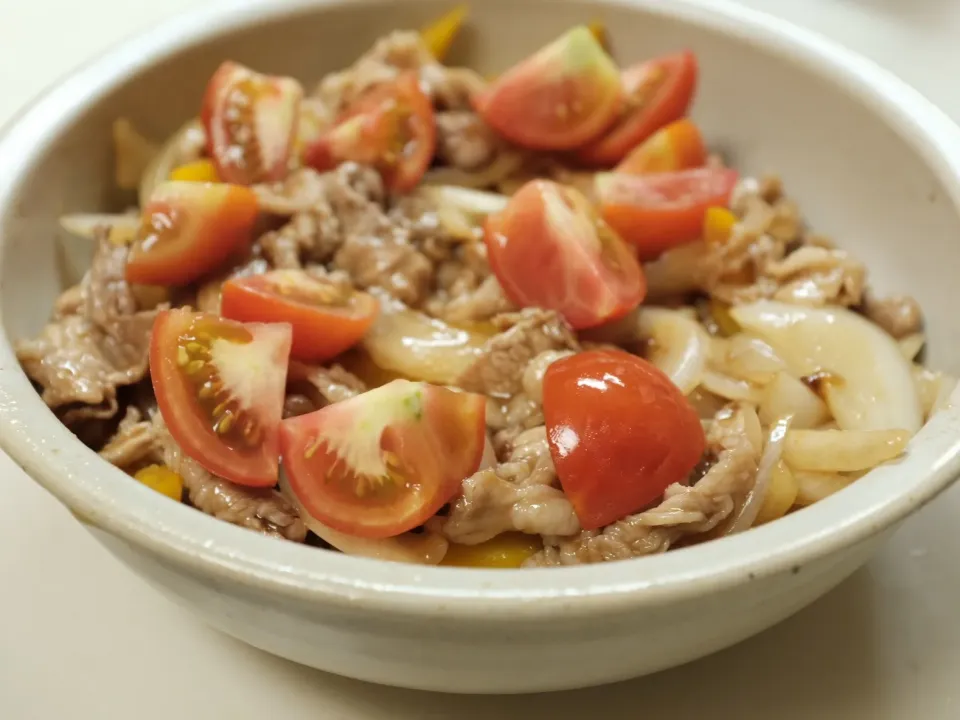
<box><xmin>280</xmin><ymin>380</ymin><xmax>486</xmax><ymax>539</ymax></box>
<box><xmin>151</xmin><ymin>309</ymin><xmax>292</xmax><ymax>487</ymax></box>
<box><xmin>596</xmin><ymin>168</ymin><xmax>739</xmax><ymax>260</ymax></box>
<box><xmin>201</xmin><ymin>61</ymin><xmax>303</xmax><ymax>185</ymax></box>
<box><xmin>474</xmin><ymin>26</ymin><xmax>622</xmax><ymax>151</ymax></box>
<box><xmin>304</xmin><ymin>72</ymin><xmax>435</xmax><ymax>193</ymax></box>
<box><xmin>221</xmin><ymin>270</ymin><xmax>379</xmax><ymax>362</ymax></box>
<box><xmin>125</xmin><ymin>181</ymin><xmax>259</xmax><ymax>286</ymax></box>
<box><xmin>484</xmin><ymin>179</ymin><xmax>645</xmax><ymax>330</ymax></box>
<box><xmin>615</xmin><ymin>119</ymin><xmax>706</xmax><ymax>175</ymax></box>
<box><xmin>577</xmin><ymin>51</ymin><xmax>698</xmax><ymax>167</ymax></box>
<box><xmin>543</xmin><ymin>349</ymin><xmax>705</xmax><ymax>529</ymax></box>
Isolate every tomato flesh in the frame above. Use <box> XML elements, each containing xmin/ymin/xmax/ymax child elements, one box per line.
<box><xmin>484</xmin><ymin>179</ymin><xmax>645</xmax><ymax>330</ymax></box>
<box><xmin>543</xmin><ymin>349</ymin><xmax>706</xmax><ymax>529</ymax></box>
<box><xmin>596</xmin><ymin>168</ymin><xmax>739</xmax><ymax>260</ymax></box>
<box><xmin>577</xmin><ymin>51</ymin><xmax>698</xmax><ymax>167</ymax></box>
<box><xmin>280</xmin><ymin>380</ymin><xmax>486</xmax><ymax>539</ymax></box>
<box><xmin>150</xmin><ymin>309</ymin><xmax>292</xmax><ymax>487</ymax></box>
<box><xmin>221</xmin><ymin>270</ymin><xmax>379</xmax><ymax>362</ymax></box>
<box><xmin>615</xmin><ymin>118</ymin><xmax>706</xmax><ymax>175</ymax></box>
<box><xmin>202</xmin><ymin>61</ymin><xmax>303</xmax><ymax>185</ymax></box>
<box><xmin>474</xmin><ymin>25</ymin><xmax>622</xmax><ymax>150</ymax></box>
<box><xmin>304</xmin><ymin>72</ymin><xmax>436</xmax><ymax>193</ymax></box>
<box><xmin>125</xmin><ymin>181</ymin><xmax>259</xmax><ymax>286</ymax></box>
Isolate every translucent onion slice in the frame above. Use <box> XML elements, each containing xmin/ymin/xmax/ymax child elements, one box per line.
<box><xmin>913</xmin><ymin>366</ymin><xmax>958</xmax><ymax>420</ymax></box>
<box><xmin>727</xmin><ymin>417</ymin><xmax>790</xmax><ymax>534</ymax></box>
<box><xmin>730</xmin><ymin>301</ymin><xmax>922</xmax><ymax>433</ymax></box>
<box><xmin>59</xmin><ymin>213</ymin><xmax>139</xmax><ymax>244</ymax></box>
<box><xmin>361</xmin><ymin>293</ymin><xmax>490</xmax><ymax>385</ymax></box>
<box><xmin>700</xmin><ymin>369</ymin><xmax>763</xmax><ymax>403</ymax></box>
<box><xmin>418</xmin><ymin>185</ymin><xmax>510</xmax><ymax>217</ymax></box>
<box><xmin>634</xmin><ymin>307</ymin><xmax>710</xmax><ymax>395</ymax></box>
<box><xmin>898</xmin><ymin>332</ymin><xmax>925</xmax><ymax>361</ymax></box>
<box><xmin>711</xmin><ymin>334</ymin><xmax>786</xmax><ymax>385</ymax></box>
<box><xmin>113</xmin><ymin>118</ymin><xmax>159</xmax><ymax>191</ymax></box>
<box><xmin>794</xmin><ymin>471</ymin><xmax>854</xmax><ymax>506</ymax></box>
<box><xmin>139</xmin><ymin>118</ymin><xmax>206</xmax><ymax>207</ymax></box>
<box><xmin>783</xmin><ymin>428</ymin><xmax>909</xmax><ymax>473</ymax></box>
<box><xmin>758</xmin><ymin>371</ymin><xmax>830</xmax><ymax>429</ymax></box>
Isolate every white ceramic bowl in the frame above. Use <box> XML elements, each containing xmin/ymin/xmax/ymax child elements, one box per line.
<box><xmin>3</xmin><ymin>0</ymin><xmax>960</xmax><ymax>695</ymax></box>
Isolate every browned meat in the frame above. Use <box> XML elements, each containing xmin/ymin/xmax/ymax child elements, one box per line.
<box><xmin>435</xmin><ymin>110</ymin><xmax>499</xmax><ymax>171</ymax></box>
<box><xmin>154</xmin><ymin>416</ymin><xmax>306</xmax><ymax>542</ymax></box>
<box><xmin>98</xmin><ymin>406</ymin><xmax>161</xmax><ymax>469</ymax></box>
<box><xmin>526</xmin><ymin>406</ymin><xmax>761</xmax><ymax>566</ymax></box>
<box><xmin>443</xmin><ymin>427</ymin><xmax>580</xmax><ymax>544</ymax></box>
<box><xmin>287</xmin><ymin>361</ymin><xmax>367</xmax><ymax>410</ymax></box>
<box><xmin>457</xmin><ymin>309</ymin><xmax>580</xmax><ymax>397</ymax></box>
<box><xmin>862</xmin><ymin>291</ymin><xmax>924</xmax><ymax>338</ymax></box>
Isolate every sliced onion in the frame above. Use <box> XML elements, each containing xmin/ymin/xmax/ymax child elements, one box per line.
<box><xmin>758</xmin><ymin>371</ymin><xmax>830</xmax><ymax>429</ymax></box>
<box><xmin>898</xmin><ymin>332</ymin><xmax>925</xmax><ymax>361</ymax></box>
<box><xmin>418</xmin><ymin>185</ymin><xmax>510</xmax><ymax>217</ymax></box>
<box><xmin>139</xmin><ymin>118</ymin><xmax>206</xmax><ymax>207</ymax></box>
<box><xmin>701</xmin><ymin>369</ymin><xmax>763</xmax><ymax>403</ymax></box>
<box><xmin>635</xmin><ymin>307</ymin><xmax>710</xmax><ymax>394</ymax></box>
<box><xmin>913</xmin><ymin>366</ymin><xmax>958</xmax><ymax>420</ymax></box>
<box><xmin>642</xmin><ymin>241</ymin><xmax>708</xmax><ymax>300</ymax></box>
<box><xmin>783</xmin><ymin>428</ymin><xmax>909</xmax><ymax>472</ymax></box>
<box><xmin>277</xmin><ymin>472</ymin><xmax>449</xmax><ymax>565</ymax></box>
<box><xmin>113</xmin><ymin>118</ymin><xmax>159</xmax><ymax>191</ymax></box>
<box><xmin>712</xmin><ymin>334</ymin><xmax>786</xmax><ymax>384</ymax></box>
<box><xmin>727</xmin><ymin>416</ymin><xmax>790</xmax><ymax>534</ymax></box>
<box><xmin>794</xmin><ymin>471</ymin><xmax>854</xmax><ymax>506</ymax></box>
<box><xmin>361</xmin><ymin>293</ymin><xmax>489</xmax><ymax>385</ymax></box>
<box><xmin>59</xmin><ymin>213</ymin><xmax>139</xmax><ymax>245</ymax></box>
<box><xmin>423</xmin><ymin>151</ymin><xmax>526</xmax><ymax>190</ymax></box>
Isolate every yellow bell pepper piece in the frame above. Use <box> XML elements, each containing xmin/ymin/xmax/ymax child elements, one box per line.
<box><xmin>421</xmin><ymin>4</ymin><xmax>468</xmax><ymax>61</ymax></box>
<box><xmin>134</xmin><ymin>465</ymin><xmax>185</xmax><ymax>502</ymax></box>
<box><xmin>441</xmin><ymin>532</ymin><xmax>543</xmax><ymax>569</ymax></box>
<box><xmin>755</xmin><ymin>461</ymin><xmax>798</xmax><ymax>525</ymax></box>
<box><xmin>588</xmin><ymin>20</ymin><xmax>608</xmax><ymax>51</ymax></box>
<box><xmin>169</xmin><ymin>159</ymin><xmax>220</xmax><ymax>183</ymax></box>
<box><xmin>703</xmin><ymin>206</ymin><xmax>737</xmax><ymax>246</ymax></box>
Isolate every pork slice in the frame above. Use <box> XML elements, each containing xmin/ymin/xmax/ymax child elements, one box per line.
<box><xmin>98</xmin><ymin>406</ymin><xmax>162</xmax><ymax>469</ymax></box>
<box><xmin>435</xmin><ymin>110</ymin><xmax>499</xmax><ymax>171</ymax></box>
<box><xmin>861</xmin><ymin>291</ymin><xmax>924</xmax><ymax>339</ymax></box>
<box><xmin>286</xmin><ymin>361</ymin><xmax>367</xmax><ymax>414</ymax></box>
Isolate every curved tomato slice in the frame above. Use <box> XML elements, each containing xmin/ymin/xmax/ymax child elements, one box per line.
<box><xmin>474</xmin><ymin>25</ymin><xmax>622</xmax><ymax>150</ymax></box>
<box><xmin>125</xmin><ymin>181</ymin><xmax>259</xmax><ymax>286</ymax></box>
<box><xmin>596</xmin><ymin>168</ymin><xmax>739</xmax><ymax>260</ymax></box>
<box><xmin>304</xmin><ymin>72</ymin><xmax>436</xmax><ymax>193</ymax></box>
<box><xmin>543</xmin><ymin>349</ymin><xmax>705</xmax><ymax>529</ymax></box>
<box><xmin>150</xmin><ymin>309</ymin><xmax>292</xmax><ymax>487</ymax></box>
<box><xmin>615</xmin><ymin>119</ymin><xmax>706</xmax><ymax>175</ymax></box>
<box><xmin>280</xmin><ymin>380</ymin><xmax>486</xmax><ymax>539</ymax></box>
<box><xmin>202</xmin><ymin>61</ymin><xmax>303</xmax><ymax>185</ymax></box>
<box><xmin>577</xmin><ymin>51</ymin><xmax>698</xmax><ymax>167</ymax></box>
<box><xmin>221</xmin><ymin>270</ymin><xmax>379</xmax><ymax>362</ymax></box>
<box><xmin>484</xmin><ymin>179</ymin><xmax>645</xmax><ymax>330</ymax></box>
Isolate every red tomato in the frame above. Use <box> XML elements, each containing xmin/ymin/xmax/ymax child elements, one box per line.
<box><xmin>543</xmin><ymin>350</ymin><xmax>705</xmax><ymax>529</ymax></box>
<box><xmin>221</xmin><ymin>270</ymin><xmax>379</xmax><ymax>362</ymax></box>
<box><xmin>202</xmin><ymin>61</ymin><xmax>303</xmax><ymax>185</ymax></box>
<box><xmin>305</xmin><ymin>72</ymin><xmax>436</xmax><ymax>193</ymax></box>
<box><xmin>577</xmin><ymin>51</ymin><xmax>698</xmax><ymax>167</ymax></box>
<box><xmin>474</xmin><ymin>26</ymin><xmax>622</xmax><ymax>150</ymax></box>
<box><xmin>280</xmin><ymin>380</ymin><xmax>486</xmax><ymax>539</ymax></box>
<box><xmin>484</xmin><ymin>179</ymin><xmax>646</xmax><ymax>330</ymax></box>
<box><xmin>150</xmin><ymin>309</ymin><xmax>292</xmax><ymax>487</ymax></box>
<box><xmin>596</xmin><ymin>168</ymin><xmax>739</xmax><ymax>260</ymax></box>
<box><xmin>615</xmin><ymin>119</ymin><xmax>706</xmax><ymax>175</ymax></box>
<box><xmin>125</xmin><ymin>181</ymin><xmax>259</xmax><ymax>286</ymax></box>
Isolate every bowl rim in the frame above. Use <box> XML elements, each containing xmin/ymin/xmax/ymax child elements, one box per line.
<box><xmin>3</xmin><ymin>0</ymin><xmax>960</xmax><ymax>621</ymax></box>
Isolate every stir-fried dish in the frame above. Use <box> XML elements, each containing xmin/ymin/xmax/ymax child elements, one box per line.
<box><xmin>17</xmin><ymin>9</ymin><xmax>954</xmax><ymax>568</ymax></box>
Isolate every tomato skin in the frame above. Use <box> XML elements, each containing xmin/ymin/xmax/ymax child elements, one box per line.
<box><xmin>220</xmin><ymin>271</ymin><xmax>379</xmax><ymax>362</ymax></box>
<box><xmin>125</xmin><ymin>181</ymin><xmax>259</xmax><ymax>286</ymax></box>
<box><xmin>202</xmin><ymin>61</ymin><xmax>303</xmax><ymax>185</ymax></box>
<box><xmin>484</xmin><ymin>179</ymin><xmax>646</xmax><ymax>330</ymax></box>
<box><xmin>577</xmin><ymin>51</ymin><xmax>698</xmax><ymax>167</ymax></box>
<box><xmin>543</xmin><ymin>350</ymin><xmax>706</xmax><ymax>530</ymax></box>
<box><xmin>474</xmin><ymin>26</ymin><xmax>623</xmax><ymax>150</ymax></box>
<box><xmin>150</xmin><ymin>309</ymin><xmax>292</xmax><ymax>487</ymax></box>
<box><xmin>596</xmin><ymin>168</ymin><xmax>739</xmax><ymax>260</ymax></box>
<box><xmin>304</xmin><ymin>72</ymin><xmax>436</xmax><ymax>193</ymax></box>
<box><xmin>615</xmin><ymin>119</ymin><xmax>706</xmax><ymax>175</ymax></box>
<box><xmin>280</xmin><ymin>380</ymin><xmax>486</xmax><ymax>539</ymax></box>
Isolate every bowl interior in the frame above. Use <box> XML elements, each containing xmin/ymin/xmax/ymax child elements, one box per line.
<box><xmin>2</xmin><ymin>0</ymin><xmax>960</xmax><ymax>604</ymax></box>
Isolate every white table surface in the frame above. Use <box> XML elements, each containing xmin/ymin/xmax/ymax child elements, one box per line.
<box><xmin>3</xmin><ymin>1</ymin><xmax>960</xmax><ymax>718</ymax></box>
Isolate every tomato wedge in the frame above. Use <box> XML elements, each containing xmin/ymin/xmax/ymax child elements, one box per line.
<box><xmin>304</xmin><ymin>72</ymin><xmax>436</xmax><ymax>193</ymax></box>
<box><xmin>125</xmin><ymin>181</ymin><xmax>259</xmax><ymax>286</ymax></box>
<box><xmin>484</xmin><ymin>179</ymin><xmax>645</xmax><ymax>330</ymax></box>
<box><xmin>221</xmin><ymin>270</ymin><xmax>379</xmax><ymax>362</ymax></box>
<box><xmin>596</xmin><ymin>168</ymin><xmax>739</xmax><ymax>260</ymax></box>
<box><xmin>615</xmin><ymin>119</ymin><xmax>706</xmax><ymax>175</ymax></box>
<box><xmin>202</xmin><ymin>61</ymin><xmax>303</xmax><ymax>185</ymax></box>
<box><xmin>280</xmin><ymin>380</ymin><xmax>486</xmax><ymax>539</ymax></box>
<box><xmin>474</xmin><ymin>25</ymin><xmax>622</xmax><ymax>150</ymax></box>
<box><xmin>543</xmin><ymin>350</ymin><xmax>705</xmax><ymax>529</ymax></box>
<box><xmin>577</xmin><ymin>51</ymin><xmax>698</xmax><ymax>167</ymax></box>
<box><xmin>150</xmin><ymin>309</ymin><xmax>292</xmax><ymax>487</ymax></box>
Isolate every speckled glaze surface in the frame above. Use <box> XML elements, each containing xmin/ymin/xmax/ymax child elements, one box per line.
<box><xmin>2</xmin><ymin>0</ymin><xmax>960</xmax><ymax>694</ymax></box>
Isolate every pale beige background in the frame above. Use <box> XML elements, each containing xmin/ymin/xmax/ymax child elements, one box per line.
<box><xmin>3</xmin><ymin>1</ymin><xmax>960</xmax><ymax>718</ymax></box>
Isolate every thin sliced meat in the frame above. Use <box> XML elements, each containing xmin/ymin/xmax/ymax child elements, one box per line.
<box><xmin>98</xmin><ymin>406</ymin><xmax>162</xmax><ymax>469</ymax></box>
